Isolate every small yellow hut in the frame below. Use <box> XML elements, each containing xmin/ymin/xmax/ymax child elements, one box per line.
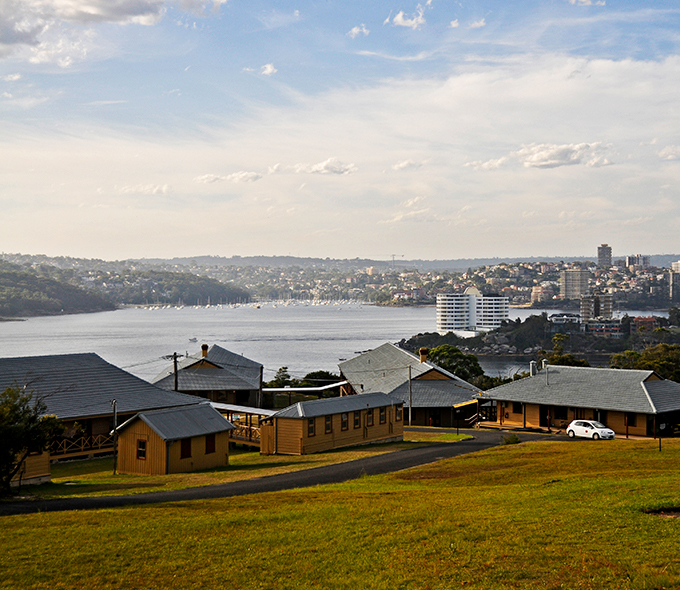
<box><xmin>115</xmin><ymin>403</ymin><xmax>234</xmax><ymax>475</ymax></box>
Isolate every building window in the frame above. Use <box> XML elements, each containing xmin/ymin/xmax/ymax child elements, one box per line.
<box><xmin>512</xmin><ymin>402</ymin><xmax>523</xmax><ymax>414</ymax></box>
<box><xmin>354</xmin><ymin>411</ymin><xmax>361</xmax><ymax>429</ymax></box>
<box><xmin>341</xmin><ymin>413</ymin><xmax>349</xmax><ymax>431</ymax></box>
<box><xmin>136</xmin><ymin>439</ymin><xmax>146</xmax><ymax>460</ymax></box>
<box><xmin>626</xmin><ymin>413</ymin><xmax>637</xmax><ymax>428</ymax></box>
<box><xmin>379</xmin><ymin>407</ymin><xmax>386</xmax><ymax>424</ymax></box>
<box><xmin>325</xmin><ymin>415</ymin><xmax>332</xmax><ymax>434</ymax></box>
<box><xmin>205</xmin><ymin>433</ymin><xmax>216</xmax><ymax>454</ymax></box>
<box><xmin>180</xmin><ymin>438</ymin><xmax>192</xmax><ymax>459</ymax></box>
<box><xmin>367</xmin><ymin>409</ymin><xmax>374</xmax><ymax>427</ymax></box>
<box><xmin>308</xmin><ymin>418</ymin><xmax>315</xmax><ymax>437</ymax></box>
<box><xmin>395</xmin><ymin>405</ymin><xmax>403</xmax><ymax>421</ymax></box>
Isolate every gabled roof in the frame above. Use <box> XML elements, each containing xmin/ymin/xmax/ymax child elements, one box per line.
<box><xmin>485</xmin><ymin>365</ymin><xmax>680</xmax><ymax>415</ymax></box>
<box><xmin>0</xmin><ymin>353</ymin><xmax>200</xmax><ymax>421</ymax></box>
<box><xmin>338</xmin><ymin>342</ymin><xmax>478</xmax><ymax>395</ymax></box>
<box><xmin>388</xmin><ymin>380</ymin><xmax>483</xmax><ymax>408</ymax></box>
<box><xmin>269</xmin><ymin>392</ymin><xmax>397</xmax><ymax>420</ymax></box>
<box><xmin>116</xmin><ymin>403</ymin><xmax>234</xmax><ymax>441</ymax></box>
<box><xmin>153</xmin><ymin>344</ymin><xmax>262</xmax><ymax>392</ymax></box>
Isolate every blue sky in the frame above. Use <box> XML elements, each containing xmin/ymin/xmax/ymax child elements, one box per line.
<box><xmin>1</xmin><ymin>1</ymin><xmax>680</xmax><ymax>261</ymax></box>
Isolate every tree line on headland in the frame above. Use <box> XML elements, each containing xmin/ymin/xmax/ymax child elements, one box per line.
<box><xmin>0</xmin><ymin>261</ymin><xmax>248</xmax><ymax>318</ymax></box>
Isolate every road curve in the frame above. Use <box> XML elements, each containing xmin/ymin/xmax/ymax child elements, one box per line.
<box><xmin>0</xmin><ymin>429</ymin><xmax>551</xmax><ymax>517</ymax></box>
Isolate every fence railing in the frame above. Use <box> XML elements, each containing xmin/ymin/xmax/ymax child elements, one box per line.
<box><xmin>51</xmin><ymin>434</ymin><xmax>114</xmax><ymax>456</ymax></box>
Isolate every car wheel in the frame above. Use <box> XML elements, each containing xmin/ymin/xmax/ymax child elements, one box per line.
<box><xmin>592</xmin><ymin>433</ymin><xmax>600</xmax><ymax>440</ymax></box>
<box><xmin>567</xmin><ymin>430</ymin><xmax>575</xmax><ymax>438</ymax></box>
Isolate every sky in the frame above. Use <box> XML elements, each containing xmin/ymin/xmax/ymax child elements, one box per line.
<box><xmin>1</xmin><ymin>0</ymin><xmax>680</xmax><ymax>262</ymax></box>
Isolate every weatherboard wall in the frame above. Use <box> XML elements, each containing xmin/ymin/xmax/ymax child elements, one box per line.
<box><xmin>261</xmin><ymin>406</ymin><xmax>403</xmax><ymax>455</ymax></box>
<box><xmin>11</xmin><ymin>452</ymin><xmax>51</xmax><ymax>487</ymax></box>
<box><xmin>117</xmin><ymin>420</ymin><xmax>167</xmax><ymax>475</ymax></box>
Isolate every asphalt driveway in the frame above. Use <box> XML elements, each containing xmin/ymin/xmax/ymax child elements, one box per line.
<box><xmin>0</xmin><ymin>429</ymin><xmax>553</xmax><ymax>517</ymax></box>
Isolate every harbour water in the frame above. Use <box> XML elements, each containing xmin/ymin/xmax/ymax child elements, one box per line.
<box><xmin>0</xmin><ymin>303</ymin><xmax>668</xmax><ymax>383</ymax></box>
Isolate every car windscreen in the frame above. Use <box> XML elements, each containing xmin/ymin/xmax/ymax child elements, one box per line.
<box><xmin>590</xmin><ymin>421</ymin><xmax>606</xmax><ymax>429</ymax></box>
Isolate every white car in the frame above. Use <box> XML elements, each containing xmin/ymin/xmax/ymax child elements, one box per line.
<box><xmin>566</xmin><ymin>420</ymin><xmax>615</xmax><ymax>440</ymax></box>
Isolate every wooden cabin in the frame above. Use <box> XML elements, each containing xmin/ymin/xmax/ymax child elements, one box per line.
<box><xmin>11</xmin><ymin>451</ymin><xmax>51</xmax><ymax>488</ymax></box>
<box><xmin>338</xmin><ymin>343</ymin><xmax>483</xmax><ymax>427</ymax></box>
<box><xmin>485</xmin><ymin>365</ymin><xmax>680</xmax><ymax>438</ymax></box>
<box><xmin>115</xmin><ymin>404</ymin><xmax>235</xmax><ymax>475</ymax></box>
<box><xmin>260</xmin><ymin>392</ymin><xmax>403</xmax><ymax>455</ymax></box>
<box><xmin>0</xmin><ymin>353</ymin><xmax>200</xmax><ymax>459</ymax></box>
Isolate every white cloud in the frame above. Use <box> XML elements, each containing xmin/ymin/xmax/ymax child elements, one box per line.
<box><xmin>347</xmin><ymin>24</ymin><xmax>369</xmax><ymax>39</ymax></box>
<box><xmin>392</xmin><ymin>159</ymin><xmax>424</xmax><ymax>170</ymax></box>
<box><xmin>449</xmin><ymin>19</ymin><xmax>459</xmax><ymax>28</ymax></box>
<box><xmin>294</xmin><ymin>157</ymin><xmax>357</xmax><ymax>175</ymax></box>
<box><xmin>569</xmin><ymin>0</ymin><xmax>605</xmax><ymax>6</ymax></box>
<box><xmin>194</xmin><ymin>171</ymin><xmax>262</xmax><ymax>183</ymax></box>
<box><xmin>513</xmin><ymin>142</ymin><xmax>610</xmax><ymax>168</ymax></box>
<box><xmin>392</xmin><ymin>5</ymin><xmax>426</xmax><ymax>30</ymax></box>
<box><xmin>267</xmin><ymin>163</ymin><xmax>281</xmax><ymax>174</ymax></box>
<box><xmin>464</xmin><ymin>156</ymin><xmax>509</xmax><ymax>170</ymax></box>
<box><xmin>261</xmin><ymin>63</ymin><xmax>277</xmax><ymax>76</ymax></box>
<box><xmin>225</xmin><ymin>171</ymin><xmax>262</xmax><ymax>182</ymax></box>
<box><xmin>658</xmin><ymin>146</ymin><xmax>680</xmax><ymax>160</ymax></box>
<box><xmin>469</xmin><ymin>18</ymin><xmax>486</xmax><ymax>29</ymax></box>
<box><xmin>2</xmin><ymin>73</ymin><xmax>21</xmax><ymax>81</ymax></box>
<box><xmin>356</xmin><ymin>50</ymin><xmax>433</xmax><ymax>62</ymax></box>
<box><xmin>1</xmin><ymin>92</ymin><xmax>12</xmax><ymax>98</ymax></box>
<box><xmin>0</xmin><ymin>0</ymin><xmax>227</xmax><ymax>63</ymax></box>
<box><xmin>119</xmin><ymin>183</ymin><xmax>169</xmax><ymax>195</ymax></box>
<box><xmin>194</xmin><ymin>174</ymin><xmax>225</xmax><ymax>183</ymax></box>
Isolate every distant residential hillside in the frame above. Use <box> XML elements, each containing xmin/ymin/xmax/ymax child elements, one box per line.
<box><xmin>85</xmin><ymin>269</ymin><xmax>250</xmax><ymax>305</ymax></box>
<box><xmin>0</xmin><ymin>261</ymin><xmax>116</xmax><ymax>317</ymax></box>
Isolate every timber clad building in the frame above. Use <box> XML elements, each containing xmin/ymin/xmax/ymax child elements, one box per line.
<box><xmin>338</xmin><ymin>343</ymin><xmax>482</xmax><ymax>428</ymax></box>
<box><xmin>260</xmin><ymin>392</ymin><xmax>403</xmax><ymax>455</ymax></box>
<box><xmin>116</xmin><ymin>404</ymin><xmax>235</xmax><ymax>475</ymax></box>
<box><xmin>153</xmin><ymin>344</ymin><xmax>263</xmax><ymax>407</ymax></box>
<box><xmin>486</xmin><ymin>365</ymin><xmax>680</xmax><ymax>437</ymax></box>
<box><xmin>0</xmin><ymin>353</ymin><xmax>200</xmax><ymax>459</ymax></box>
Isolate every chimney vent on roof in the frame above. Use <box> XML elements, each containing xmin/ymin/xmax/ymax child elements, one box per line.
<box><xmin>419</xmin><ymin>347</ymin><xmax>429</xmax><ymax>363</ymax></box>
<box><xmin>201</xmin><ymin>344</ymin><xmax>209</xmax><ymax>357</ymax></box>
<box><xmin>530</xmin><ymin>361</ymin><xmax>537</xmax><ymax>376</ymax></box>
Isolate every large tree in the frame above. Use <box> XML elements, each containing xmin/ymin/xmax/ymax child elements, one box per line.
<box><xmin>0</xmin><ymin>386</ymin><xmax>62</xmax><ymax>494</ymax></box>
<box><xmin>428</xmin><ymin>345</ymin><xmax>484</xmax><ymax>382</ymax></box>
<box><xmin>611</xmin><ymin>343</ymin><xmax>680</xmax><ymax>382</ymax></box>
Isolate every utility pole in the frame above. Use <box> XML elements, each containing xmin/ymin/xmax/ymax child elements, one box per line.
<box><xmin>111</xmin><ymin>399</ymin><xmax>118</xmax><ymax>476</ymax></box>
<box><xmin>408</xmin><ymin>365</ymin><xmax>412</xmax><ymax>427</ymax></box>
<box><xmin>173</xmin><ymin>352</ymin><xmax>179</xmax><ymax>391</ymax></box>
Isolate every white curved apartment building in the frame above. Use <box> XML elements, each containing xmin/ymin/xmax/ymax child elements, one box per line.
<box><xmin>436</xmin><ymin>287</ymin><xmax>509</xmax><ymax>336</ymax></box>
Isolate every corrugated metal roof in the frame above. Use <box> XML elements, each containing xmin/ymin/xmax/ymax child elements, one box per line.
<box><xmin>388</xmin><ymin>380</ymin><xmax>483</xmax><ymax>408</ymax></box>
<box><xmin>338</xmin><ymin>342</ymin><xmax>478</xmax><ymax>395</ymax></box>
<box><xmin>270</xmin><ymin>392</ymin><xmax>397</xmax><ymax>419</ymax></box>
<box><xmin>153</xmin><ymin>344</ymin><xmax>261</xmax><ymax>392</ymax></box>
<box><xmin>0</xmin><ymin>352</ymin><xmax>200</xmax><ymax>420</ymax></box>
<box><xmin>484</xmin><ymin>365</ymin><xmax>680</xmax><ymax>415</ymax></box>
<box><xmin>117</xmin><ymin>403</ymin><xmax>234</xmax><ymax>441</ymax></box>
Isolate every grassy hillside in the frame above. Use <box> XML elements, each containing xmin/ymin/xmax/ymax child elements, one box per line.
<box><xmin>1</xmin><ymin>438</ymin><xmax>679</xmax><ymax>589</ymax></box>
<box><xmin>0</xmin><ymin>261</ymin><xmax>115</xmax><ymax>317</ymax></box>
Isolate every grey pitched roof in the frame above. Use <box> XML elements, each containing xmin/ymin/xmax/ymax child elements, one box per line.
<box><xmin>153</xmin><ymin>344</ymin><xmax>261</xmax><ymax>392</ymax></box>
<box><xmin>388</xmin><ymin>380</ymin><xmax>482</xmax><ymax>408</ymax></box>
<box><xmin>117</xmin><ymin>403</ymin><xmax>234</xmax><ymax>441</ymax></box>
<box><xmin>338</xmin><ymin>342</ymin><xmax>478</xmax><ymax>395</ymax></box>
<box><xmin>270</xmin><ymin>392</ymin><xmax>397</xmax><ymax>419</ymax></box>
<box><xmin>0</xmin><ymin>353</ymin><xmax>200</xmax><ymax>421</ymax></box>
<box><xmin>485</xmin><ymin>365</ymin><xmax>680</xmax><ymax>415</ymax></box>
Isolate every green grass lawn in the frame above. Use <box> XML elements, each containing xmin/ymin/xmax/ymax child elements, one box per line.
<box><xmin>1</xmin><ymin>438</ymin><xmax>679</xmax><ymax>589</ymax></box>
<box><xmin>11</xmin><ymin>431</ymin><xmax>471</xmax><ymax>500</ymax></box>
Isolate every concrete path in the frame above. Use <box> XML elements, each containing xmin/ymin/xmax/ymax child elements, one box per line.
<box><xmin>0</xmin><ymin>429</ymin><xmax>553</xmax><ymax>517</ymax></box>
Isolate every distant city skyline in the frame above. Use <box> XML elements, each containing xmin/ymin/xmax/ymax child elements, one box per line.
<box><xmin>1</xmin><ymin>1</ymin><xmax>679</xmax><ymax>260</ymax></box>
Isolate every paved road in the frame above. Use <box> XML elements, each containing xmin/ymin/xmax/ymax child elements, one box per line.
<box><xmin>0</xmin><ymin>429</ymin><xmax>554</xmax><ymax>517</ymax></box>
